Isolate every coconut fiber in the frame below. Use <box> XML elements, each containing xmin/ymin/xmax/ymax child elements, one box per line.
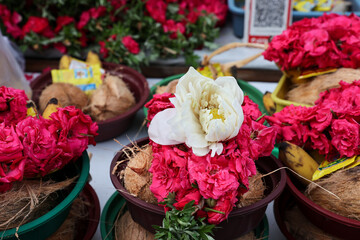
<box><xmin>0</xmin><ymin>177</ymin><xmax>75</xmax><ymax>231</ymax></box>
<box><xmin>306</xmin><ymin>165</ymin><xmax>360</xmax><ymax>221</ymax></box>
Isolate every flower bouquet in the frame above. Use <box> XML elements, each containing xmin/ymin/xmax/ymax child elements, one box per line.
<box><xmin>111</xmin><ymin>67</ymin><xmax>286</xmax><ymax>239</ymax></box>
<box><xmin>0</xmin><ymin>85</ymin><xmax>98</xmax><ymax>239</ymax></box>
<box><xmin>265</xmin><ymin>80</ymin><xmax>360</xmax><ymax>239</ymax></box>
<box><xmin>0</xmin><ymin>0</ymin><xmax>227</xmax><ymax>69</ymax></box>
<box><xmin>263</xmin><ymin>13</ymin><xmax>360</xmax><ymax>111</ymax></box>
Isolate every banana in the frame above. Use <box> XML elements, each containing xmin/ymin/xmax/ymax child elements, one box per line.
<box><xmin>59</xmin><ymin>55</ymin><xmax>72</xmax><ymax>69</ymax></box>
<box><xmin>42</xmin><ymin>98</ymin><xmax>62</xmax><ymax>119</ymax></box>
<box><xmin>262</xmin><ymin>91</ymin><xmax>276</xmax><ymax>115</ymax></box>
<box><xmin>86</xmin><ymin>51</ymin><xmax>102</xmax><ymax>66</ymax></box>
<box><xmin>26</xmin><ymin>100</ymin><xmax>39</xmax><ymax>118</ymax></box>
<box><xmin>278</xmin><ymin>141</ymin><xmax>319</xmax><ymax>185</ymax></box>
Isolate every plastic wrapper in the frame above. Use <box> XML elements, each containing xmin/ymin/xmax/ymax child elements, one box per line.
<box><xmin>0</xmin><ymin>30</ymin><xmax>31</xmax><ymax>97</ymax></box>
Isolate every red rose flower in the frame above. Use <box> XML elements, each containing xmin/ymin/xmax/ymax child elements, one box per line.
<box><xmin>79</xmin><ymin>31</ymin><xmax>88</xmax><ymax>47</ymax></box>
<box><xmin>22</xmin><ymin>16</ymin><xmax>49</xmax><ymax>35</ymax></box>
<box><xmin>98</xmin><ymin>41</ymin><xmax>108</xmax><ymax>58</ymax></box>
<box><xmin>55</xmin><ymin>16</ymin><xmax>74</xmax><ymax>33</ymax></box>
<box><xmin>146</xmin><ymin>0</ymin><xmax>167</xmax><ymax>23</ymax></box>
<box><xmin>162</xmin><ymin>19</ymin><xmax>186</xmax><ymax>39</ymax></box>
<box><xmin>54</xmin><ymin>42</ymin><xmax>67</xmax><ymax>54</ymax></box>
<box><xmin>121</xmin><ymin>35</ymin><xmax>140</xmax><ymax>54</ymax></box>
<box><xmin>77</xmin><ymin>11</ymin><xmax>90</xmax><ymax>29</ymax></box>
<box><xmin>145</xmin><ymin>93</ymin><xmax>174</xmax><ymax>126</ymax></box>
<box><xmin>0</xmin><ymin>86</ymin><xmax>28</xmax><ymax>126</ymax></box>
<box><xmin>89</xmin><ymin>6</ymin><xmax>107</xmax><ymax>19</ymax></box>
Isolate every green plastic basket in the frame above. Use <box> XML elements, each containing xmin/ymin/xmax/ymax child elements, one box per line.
<box><xmin>0</xmin><ymin>151</ymin><xmax>90</xmax><ymax>240</ymax></box>
<box><xmin>100</xmin><ymin>191</ymin><xmax>269</xmax><ymax>240</ymax></box>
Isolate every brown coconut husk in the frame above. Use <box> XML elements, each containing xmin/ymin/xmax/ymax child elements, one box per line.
<box><xmin>47</xmin><ymin>193</ymin><xmax>90</xmax><ymax>240</ymax></box>
<box><xmin>287</xmin><ymin>68</ymin><xmax>360</xmax><ymax>105</ymax></box>
<box><xmin>39</xmin><ymin>83</ymin><xmax>89</xmax><ymax>112</ymax></box>
<box><xmin>0</xmin><ymin>177</ymin><xmax>75</xmax><ymax>231</ymax></box>
<box><xmin>115</xmin><ymin>211</ymin><xmax>154</xmax><ymax>240</ymax></box>
<box><xmin>155</xmin><ymin>79</ymin><xmax>179</xmax><ymax>95</ymax></box>
<box><xmin>85</xmin><ymin>74</ymin><xmax>136</xmax><ymax>121</ymax></box>
<box><xmin>285</xmin><ymin>205</ymin><xmax>341</xmax><ymax>240</ymax></box>
<box><xmin>237</xmin><ymin>172</ymin><xmax>265</xmax><ymax>208</ymax></box>
<box><xmin>116</xmin><ymin>144</ymin><xmax>157</xmax><ymax>204</ymax></box>
<box><xmin>305</xmin><ymin>165</ymin><xmax>360</xmax><ymax>221</ymax></box>
<box><xmin>115</xmin><ymin>210</ymin><xmax>262</xmax><ymax>240</ymax></box>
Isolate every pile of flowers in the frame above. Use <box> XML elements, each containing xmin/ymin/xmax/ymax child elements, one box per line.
<box><xmin>265</xmin><ymin>80</ymin><xmax>360</xmax><ymax>160</ymax></box>
<box><xmin>0</xmin><ymin>0</ymin><xmax>227</xmax><ymax>69</ymax></box>
<box><xmin>0</xmin><ymin>86</ymin><xmax>98</xmax><ymax>193</ymax></box>
<box><xmin>263</xmin><ymin>13</ymin><xmax>360</xmax><ymax>71</ymax></box>
<box><xmin>145</xmin><ymin>67</ymin><xmax>277</xmax><ymax>225</ymax></box>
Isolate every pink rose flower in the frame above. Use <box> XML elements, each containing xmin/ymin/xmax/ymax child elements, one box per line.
<box><xmin>0</xmin><ymin>86</ymin><xmax>28</xmax><ymax>125</ymax></box>
<box><xmin>173</xmin><ymin>189</ymin><xmax>201</xmax><ymax>210</ymax></box>
<box><xmin>188</xmin><ymin>155</ymin><xmax>239</xmax><ymax>200</ymax></box>
<box><xmin>149</xmin><ymin>142</ymin><xmax>191</xmax><ymax>202</ymax></box>
<box><xmin>242</xmin><ymin>96</ymin><xmax>264</xmax><ymax>123</ymax></box>
<box><xmin>330</xmin><ymin>118</ymin><xmax>360</xmax><ymax>157</ymax></box>
<box><xmin>0</xmin><ymin>122</ymin><xmax>23</xmax><ymax>162</ymax></box>
<box><xmin>145</xmin><ymin>93</ymin><xmax>174</xmax><ymax>126</ymax></box>
<box><xmin>0</xmin><ymin>122</ymin><xmax>25</xmax><ymax>192</ymax></box>
<box><xmin>16</xmin><ymin>116</ymin><xmax>62</xmax><ymax>177</ymax></box>
<box><xmin>47</xmin><ymin>106</ymin><xmax>98</xmax><ymax>161</ymax></box>
<box><xmin>310</xmin><ymin>107</ymin><xmax>333</xmax><ymax>132</ymax></box>
<box><xmin>0</xmin><ymin>157</ymin><xmax>25</xmax><ymax>193</ymax></box>
<box><xmin>207</xmin><ymin>191</ymin><xmax>237</xmax><ymax>225</ymax></box>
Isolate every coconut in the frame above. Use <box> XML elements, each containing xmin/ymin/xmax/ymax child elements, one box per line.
<box><xmin>85</xmin><ymin>74</ymin><xmax>136</xmax><ymax>121</ymax></box>
<box><xmin>48</xmin><ymin>193</ymin><xmax>89</xmax><ymax>240</ymax></box>
<box><xmin>285</xmin><ymin>205</ymin><xmax>341</xmax><ymax>240</ymax></box>
<box><xmin>155</xmin><ymin>79</ymin><xmax>178</xmax><ymax>94</ymax></box>
<box><xmin>287</xmin><ymin>68</ymin><xmax>360</xmax><ymax>105</ymax></box>
<box><xmin>39</xmin><ymin>83</ymin><xmax>88</xmax><ymax>112</ymax></box>
<box><xmin>237</xmin><ymin>172</ymin><xmax>265</xmax><ymax>208</ymax></box>
<box><xmin>115</xmin><ymin>211</ymin><xmax>260</xmax><ymax>240</ymax></box>
<box><xmin>0</xmin><ymin>178</ymin><xmax>75</xmax><ymax>231</ymax></box>
<box><xmin>305</xmin><ymin>165</ymin><xmax>360</xmax><ymax>220</ymax></box>
<box><xmin>115</xmin><ymin>211</ymin><xmax>154</xmax><ymax>240</ymax></box>
<box><xmin>122</xmin><ymin>144</ymin><xmax>157</xmax><ymax>204</ymax></box>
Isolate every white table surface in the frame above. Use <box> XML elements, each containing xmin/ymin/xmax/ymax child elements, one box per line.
<box><xmin>88</xmin><ymin>79</ymin><xmax>286</xmax><ymax>240</ymax></box>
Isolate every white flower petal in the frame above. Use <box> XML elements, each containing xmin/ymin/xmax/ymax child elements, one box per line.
<box><xmin>148</xmin><ymin>108</ymin><xmax>184</xmax><ymax>145</ymax></box>
<box><xmin>209</xmin><ymin>142</ymin><xmax>223</xmax><ymax>157</ymax></box>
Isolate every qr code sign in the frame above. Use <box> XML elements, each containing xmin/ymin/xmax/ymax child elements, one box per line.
<box><xmin>253</xmin><ymin>0</ymin><xmax>285</xmax><ymax>28</ymax></box>
<box><xmin>244</xmin><ymin>0</ymin><xmax>292</xmax><ymax>43</ymax></box>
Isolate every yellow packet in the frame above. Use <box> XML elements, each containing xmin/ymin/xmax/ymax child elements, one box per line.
<box><xmin>197</xmin><ymin>63</ymin><xmax>226</xmax><ymax>79</ymax></box>
<box><xmin>312</xmin><ymin>155</ymin><xmax>357</xmax><ymax>181</ymax></box>
<box><xmin>288</xmin><ymin>67</ymin><xmax>338</xmax><ymax>84</ymax></box>
<box><xmin>345</xmin><ymin>156</ymin><xmax>360</xmax><ymax>169</ymax></box>
<box><xmin>314</xmin><ymin>0</ymin><xmax>333</xmax><ymax>11</ymax></box>
<box><xmin>51</xmin><ymin>66</ymin><xmax>102</xmax><ymax>95</ymax></box>
<box><xmin>294</xmin><ymin>0</ymin><xmax>316</xmax><ymax>12</ymax></box>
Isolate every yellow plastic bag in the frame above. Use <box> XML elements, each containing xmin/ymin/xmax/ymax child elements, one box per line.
<box><xmin>198</xmin><ymin>42</ymin><xmax>267</xmax><ymax>79</ymax></box>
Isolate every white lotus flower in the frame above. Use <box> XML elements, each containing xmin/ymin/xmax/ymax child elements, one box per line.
<box><xmin>148</xmin><ymin>67</ymin><xmax>244</xmax><ymax>157</ymax></box>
